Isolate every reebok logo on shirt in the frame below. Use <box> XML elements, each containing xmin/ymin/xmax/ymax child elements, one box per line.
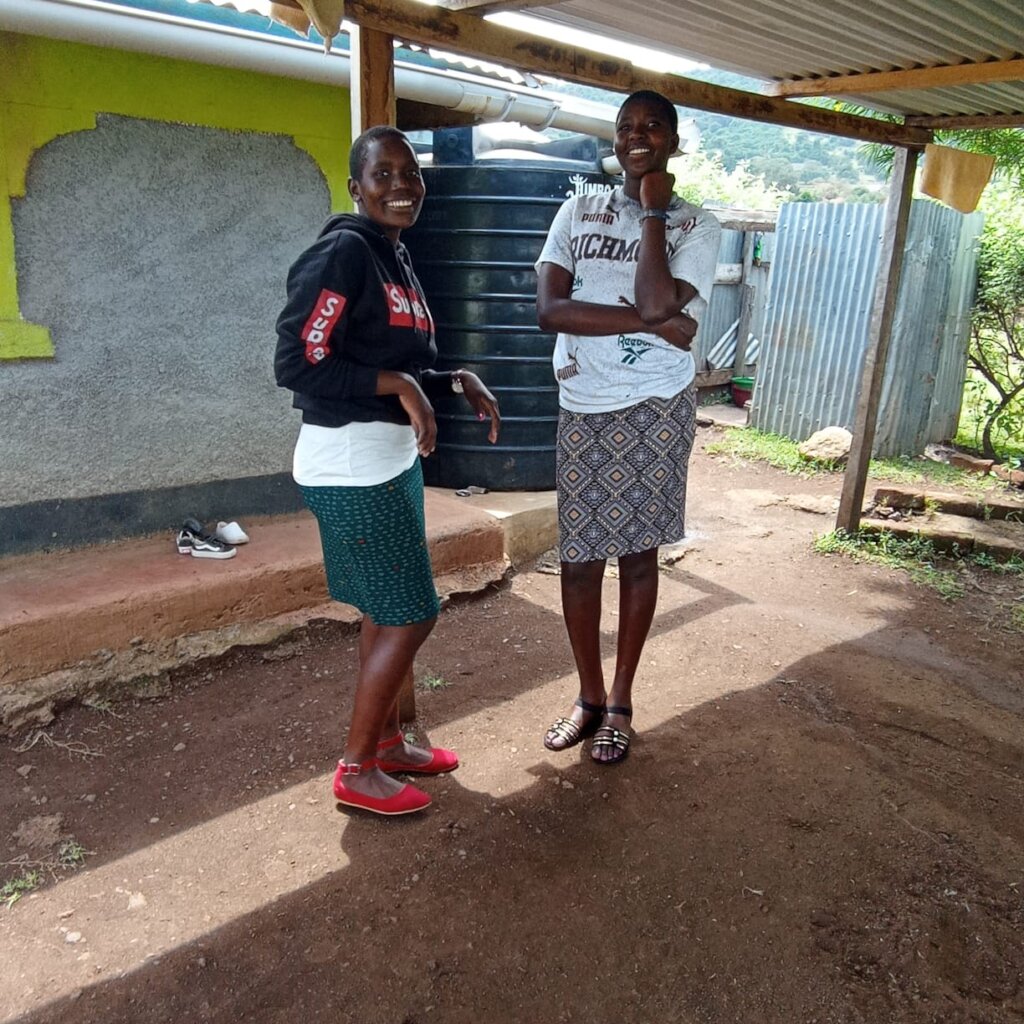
<box><xmin>618</xmin><ymin>335</ymin><xmax>655</xmax><ymax>365</ymax></box>
<box><xmin>301</xmin><ymin>289</ymin><xmax>346</xmax><ymax>364</ymax></box>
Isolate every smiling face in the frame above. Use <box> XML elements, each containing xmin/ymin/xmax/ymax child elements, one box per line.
<box><xmin>348</xmin><ymin>134</ymin><xmax>425</xmax><ymax>242</ymax></box>
<box><xmin>613</xmin><ymin>96</ymin><xmax>679</xmax><ymax>182</ymax></box>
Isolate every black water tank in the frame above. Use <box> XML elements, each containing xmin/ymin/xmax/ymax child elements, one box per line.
<box><xmin>404</xmin><ymin>160</ymin><xmax>611</xmax><ymax>490</ymax></box>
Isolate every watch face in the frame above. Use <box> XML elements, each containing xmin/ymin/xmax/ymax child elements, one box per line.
<box><xmin>452</xmin><ymin>375</ymin><xmax>464</xmax><ymax>394</ymax></box>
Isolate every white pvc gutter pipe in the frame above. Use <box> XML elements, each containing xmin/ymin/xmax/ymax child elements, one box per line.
<box><xmin>0</xmin><ymin>0</ymin><xmax>669</xmax><ymax>149</ymax></box>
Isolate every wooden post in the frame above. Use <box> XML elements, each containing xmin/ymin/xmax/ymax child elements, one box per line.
<box><xmin>732</xmin><ymin>231</ymin><xmax>756</xmax><ymax>378</ymax></box>
<box><xmin>350</xmin><ymin>24</ymin><xmax>417</xmax><ymax>720</ymax></box>
<box><xmin>835</xmin><ymin>146</ymin><xmax>921</xmax><ymax>533</ymax></box>
<box><xmin>350</xmin><ymin>24</ymin><xmax>396</xmax><ymax>135</ymax></box>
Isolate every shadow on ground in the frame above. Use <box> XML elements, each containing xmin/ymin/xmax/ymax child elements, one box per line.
<box><xmin>4</xmin><ymin>443</ymin><xmax>1024</xmax><ymax>1024</ymax></box>
<box><xmin>4</xmin><ymin>576</ymin><xmax>1022</xmax><ymax>1024</ymax></box>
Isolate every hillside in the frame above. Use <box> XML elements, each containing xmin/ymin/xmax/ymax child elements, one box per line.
<box><xmin>544</xmin><ymin>71</ymin><xmax>887</xmax><ymax>203</ymax></box>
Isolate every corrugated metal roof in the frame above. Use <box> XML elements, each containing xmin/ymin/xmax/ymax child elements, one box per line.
<box><xmin>190</xmin><ymin>0</ymin><xmax>534</xmax><ymax>81</ymax></box>
<box><xmin>186</xmin><ymin>0</ymin><xmax>1021</xmax><ymax>121</ymax></box>
<box><xmin>510</xmin><ymin>0</ymin><xmax>1024</xmax><ymax>119</ymax></box>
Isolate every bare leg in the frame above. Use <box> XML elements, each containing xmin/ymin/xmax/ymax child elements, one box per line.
<box><xmin>340</xmin><ymin>614</ymin><xmax>436</xmax><ymax>798</ymax></box>
<box><xmin>357</xmin><ymin>618</ymin><xmax>437</xmax><ymax>770</ymax></box>
<box><xmin>545</xmin><ymin>559</ymin><xmax>607</xmax><ymax>746</ymax></box>
<box><xmin>358</xmin><ymin>619</ymin><xmax>399</xmax><ymax>742</ymax></box>
<box><xmin>594</xmin><ymin>547</ymin><xmax>659</xmax><ymax>762</ymax></box>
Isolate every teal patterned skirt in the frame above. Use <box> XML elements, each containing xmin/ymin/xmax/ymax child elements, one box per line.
<box><xmin>300</xmin><ymin>460</ymin><xmax>440</xmax><ymax>626</ymax></box>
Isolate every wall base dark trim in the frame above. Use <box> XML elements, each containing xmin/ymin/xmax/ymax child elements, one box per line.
<box><xmin>0</xmin><ymin>473</ymin><xmax>304</xmax><ymax>557</ymax></box>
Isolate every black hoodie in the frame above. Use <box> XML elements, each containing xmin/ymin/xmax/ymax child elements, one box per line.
<box><xmin>274</xmin><ymin>213</ymin><xmax>450</xmax><ymax>428</ymax></box>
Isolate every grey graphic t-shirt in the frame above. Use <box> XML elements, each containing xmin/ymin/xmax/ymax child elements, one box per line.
<box><xmin>536</xmin><ymin>187</ymin><xmax>721</xmax><ymax>413</ymax></box>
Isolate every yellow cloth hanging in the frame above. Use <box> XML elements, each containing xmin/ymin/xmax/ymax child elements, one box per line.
<box><xmin>920</xmin><ymin>143</ymin><xmax>995</xmax><ymax>214</ymax></box>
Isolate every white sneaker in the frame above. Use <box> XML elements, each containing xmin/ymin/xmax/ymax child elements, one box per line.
<box><xmin>214</xmin><ymin>521</ymin><xmax>249</xmax><ymax>545</ymax></box>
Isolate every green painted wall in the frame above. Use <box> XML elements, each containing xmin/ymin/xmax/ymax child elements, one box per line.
<box><xmin>0</xmin><ymin>31</ymin><xmax>352</xmax><ymax>359</ymax></box>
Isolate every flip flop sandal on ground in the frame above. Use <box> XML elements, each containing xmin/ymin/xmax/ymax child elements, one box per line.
<box><xmin>544</xmin><ymin>697</ymin><xmax>605</xmax><ymax>751</ymax></box>
<box><xmin>591</xmin><ymin>705</ymin><xmax>633</xmax><ymax>765</ymax></box>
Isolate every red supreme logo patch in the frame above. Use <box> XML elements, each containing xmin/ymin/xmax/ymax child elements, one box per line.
<box><xmin>384</xmin><ymin>283</ymin><xmax>414</xmax><ymax>328</ymax></box>
<box><xmin>384</xmin><ymin>283</ymin><xmax>432</xmax><ymax>333</ymax></box>
<box><xmin>301</xmin><ymin>289</ymin><xmax>346</xmax><ymax>364</ymax></box>
<box><xmin>408</xmin><ymin>288</ymin><xmax>432</xmax><ymax>334</ymax></box>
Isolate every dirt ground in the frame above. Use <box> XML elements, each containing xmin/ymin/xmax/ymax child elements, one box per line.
<box><xmin>2</xmin><ymin>434</ymin><xmax>1022</xmax><ymax>1024</ymax></box>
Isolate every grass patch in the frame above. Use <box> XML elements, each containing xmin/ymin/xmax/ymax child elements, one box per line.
<box><xmin>699</xmin><ymin>390</ymin><xmax>734</xmax><ymax>407</ymax></box>
<box><xmin>1</xmin><ymin>835</ymin><xmax>91</xmax><ymax>908</ymax></box>
<box><xmin>868</xmin><ymin>455</ymin><xmax>999</xmax><ymax>495</ymax></box>
<box><xmin>418</xmin><ymin>671</ymin><xmax>450</xmax><ymax>692</ymax></box>
<box><xmin>0</xmin><ymin>870</ymin><xmax>41</xmax><ymax>909</ymax></box>
<box><xmin>971</xmin><ymin>550</ymin><xmax>1024</xmax><ymax>575</ymax></box>
<box><xmin>1010</xmin><ymin>605</ymin><xmax>1024</xmax><ymax>632</ymax></box>
<box><xmin>82</xmin><ymin>693</ymin><xmax>124</xmax><ymax>718</ymax></box>
<box><xmin>814</xmin><ymin>529</ymin><xmax>964</xmax><ymax>601</ymax></box>
<box><xmin>57</xmin><ymin>839</ymin><xmax>87</xmax><ymax>869</ymax></box>
<box><xmin>705</xmin><ymin>429</ymin><xmax>837</xmax><ymax>475</ymax></box>
<box><xmin>708</xmin><ymin>427</ymin><xmax>1007</xmax><ymax>496</ymax></box>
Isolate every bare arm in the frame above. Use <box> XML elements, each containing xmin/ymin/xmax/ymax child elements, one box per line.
<box><xmin>537</xmin><ymin>263</ymin><xmax>697</xmax><ymax>350</ymax></box>
<box><xmin>537</xmin><ymin>263</ymin><xmax>659</xmax><ymax>336</ymax></box>
<box><xmin>377</xmin><ymin>370</ymin><xmax>436</xmax><ymax>456</ymax></box>
<box><xmin>633</xmin><ymin>172</ymin><xmax>698</xmax><ymax>324</ymax></box>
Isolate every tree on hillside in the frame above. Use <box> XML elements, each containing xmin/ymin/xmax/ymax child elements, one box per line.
<box><xmin>669</xmin><ymin>150</ymin><xmax>789</xmax><ymax>210</ymax></box>
<box><xmin>963</xmin><ymin>180</ymin><xmax>1024</xmax><ymax>460</ymax></box>
<box><xmin>832</xmin><ymin>103</ymin><xmax>1024</xmax><ymax>189</ymax></box>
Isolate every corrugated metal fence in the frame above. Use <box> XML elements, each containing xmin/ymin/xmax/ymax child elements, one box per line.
<box><xmin>742</xmin><ymin>200</ymin><xmax>983</xmax><ymax>456</ymax></box>
<box><xmin>697</xmin><ymin>224</ymin><xmax>775</xmax><ymax>374</ymax></box>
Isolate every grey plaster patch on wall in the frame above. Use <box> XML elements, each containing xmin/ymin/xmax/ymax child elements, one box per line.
<box><xmin>4</xmin><ymin>114</ymin><xmax>331</xmax><ymax>506</ymax></box>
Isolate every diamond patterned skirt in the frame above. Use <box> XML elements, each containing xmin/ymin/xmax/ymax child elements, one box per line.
<box><xmin>556</xmin><ymin>386</ymin><xmax>697</xmax><ymax>563</ymax></box>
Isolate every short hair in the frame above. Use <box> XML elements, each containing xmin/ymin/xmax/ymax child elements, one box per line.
<box><xmin>618</xmin><ymin>90</ymin><xmax>679</xmax><ymax>134</ymax></box>
<box><xmin>348</xmin><ymin>125</ymin><xmax>411</xmax><ymax>179</ymax></box>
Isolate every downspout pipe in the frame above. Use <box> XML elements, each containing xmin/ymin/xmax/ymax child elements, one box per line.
<box><xmin>0</xmin><ymin>0</ymin><xmax>637</xmax><ymax>142</ymax></box>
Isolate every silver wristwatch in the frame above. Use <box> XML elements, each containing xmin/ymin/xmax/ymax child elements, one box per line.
<box><xmin>451</xmin><ymin>370</ymin><xmax>465</xmax><ymax>394</ymax></box>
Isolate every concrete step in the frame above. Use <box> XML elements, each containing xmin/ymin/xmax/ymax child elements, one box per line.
<box><xmin>860</xmin><ymin>511</ymin><xmax>1024</xmax><ymax>560</ymax></box>
<box><xmin>873</xmin><ymin>485</ymin><xmax>1024</xmax><ymax>522</ymax></box>
<box><xmin>0</xmin><ymin>488</ymin><xmax>558</xmax><ymax>732</ymax></box>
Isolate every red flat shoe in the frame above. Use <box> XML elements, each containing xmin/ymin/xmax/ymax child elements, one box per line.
<box><xmin>332</xmin><ymin>759</ymin><xmax>432</xmax><ymax>816</ymax></box>
<box><xmin>375</xmin><ymin>732</ymin><xmax>460</xmax><ymax>775</ymax></box>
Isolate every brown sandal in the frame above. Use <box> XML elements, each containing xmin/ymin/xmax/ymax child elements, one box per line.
<box><xmin>544</xmin><ymin>698</ymin><xmax>605</xmax><ymax>751</ymax></box>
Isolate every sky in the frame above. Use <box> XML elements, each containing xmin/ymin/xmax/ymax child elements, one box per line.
<box><xmin>485</xmin><ymin>10</ymin><xmax>703</xmax><ymax>77</ymax></box>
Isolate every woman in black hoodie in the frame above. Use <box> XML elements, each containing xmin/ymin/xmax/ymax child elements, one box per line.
<box><xmin>275</xmin><ymin>126</ymin><xmax>500</xmax><ymax>816</ymax></box>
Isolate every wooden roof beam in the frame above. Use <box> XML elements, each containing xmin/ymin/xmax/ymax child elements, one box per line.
<box><xmin>434</xmin><ymin>0</ymin><xmax>561</xmax><ymax>13</ymax></box>
<box><xmin>345</xmin><ymin>0</ymin><xmax>931</xmax><ymax>147</ymax></box>
<box><xmin>770</xmin><ymin>59</ymin><xmax>1024</xmax><ymax>99</ymax></box>
<box><xmin>906</xmin><ymin>112</ymin><xmax>1024</xmax><ymax>129</ymax></box>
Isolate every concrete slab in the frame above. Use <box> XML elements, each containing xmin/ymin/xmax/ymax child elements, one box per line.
<box><xmin>872</xmin><ymin>485</ymin><xmax>1024</xmax><ymax>522</ymax></box>
<box><xmin>0</xmin><ymin>490</ymin><xmax>510</xmax><ymax>732</ymax></box>
<box><xmin>699</xmin><ymin>403</ymin><xmax>749</xmax><ymax>429</ymax></box>
<box><xmin>437</xmin><ymin>487</ymin><xmax>558</xmax><ymax>567</ymax></box>
<box><xmin>861</xmin><ymin>510</ymin><xmax>1024</xmax><ymax>560</ymax></box>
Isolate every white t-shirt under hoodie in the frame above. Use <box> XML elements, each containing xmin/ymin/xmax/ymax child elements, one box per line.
<box><xmin>292</xmin><ymin>421</ymin><xmax>418</xmax><ymax>488</ymax></box>
<box><xmin>536</xmin><ymin>187</ymin><xmax>721</xmax><ymax>414</ymax></box>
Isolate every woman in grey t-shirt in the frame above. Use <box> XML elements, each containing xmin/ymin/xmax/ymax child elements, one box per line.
<box><xmin>535</xmin><ymin>90</ymin><xmax>721</xmax><ymax>764</ymax></box>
